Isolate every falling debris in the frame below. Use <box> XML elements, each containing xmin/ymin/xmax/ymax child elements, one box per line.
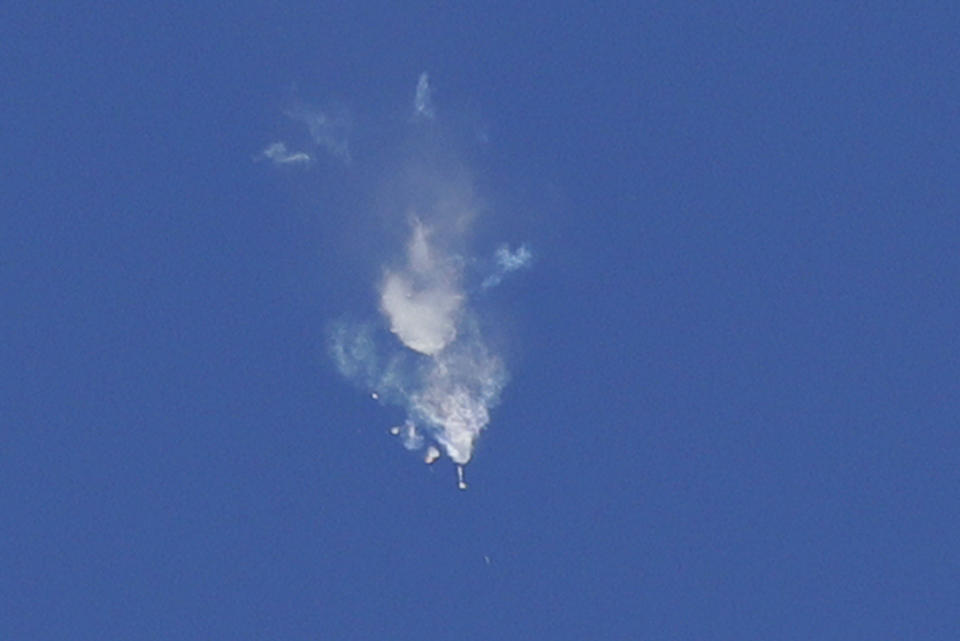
<box><xmin>424</xmin><ymin>446</ymin><xmax>440</xmax><ymax>464</ymax></box>
<box><xmin>457</xmin><ymin>465</ymin><xmax>467</xmax><ymax>490</ymax></box>
<box><xmin>483</xmin><ymin>555</ymin><xmax>491</xmax><ymax>565</ymax></box>
<box><xmin>390</xmin><ymin>422</ymin><xmax>423</xmax><ymax>450</ymax></box>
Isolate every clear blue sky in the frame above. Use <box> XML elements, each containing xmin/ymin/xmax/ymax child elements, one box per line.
<box><xmin>3</xmin><ymin>4</ymin><xmax>958</xmax><ymax>640</ymax></box>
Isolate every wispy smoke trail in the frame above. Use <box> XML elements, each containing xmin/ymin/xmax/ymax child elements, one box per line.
<box><xmin>258</xmin><ymin>141</ymin><xmax>311</xmax><ymax>165</ymax></box>
<box><xmin>482</xmin><ymin>243</ymin><xmax>533</xmax><ymax>289</ymax></box>
<box><xmin>413</xmin><ymin>72</ymin><xmax>434</xmax><ymax>120</ymax></box>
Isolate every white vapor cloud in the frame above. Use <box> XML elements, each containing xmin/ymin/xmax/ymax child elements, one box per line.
<box><xmin>482</xmin><ymin>243</ymin><xmax>533</xmax><ymax>289</ymax></box>
<box><xmin>259</xmin><ymin>141</ymin><xmax>311</xmax><ymax>165</ymax></box>
<box><xmin>414</xmin><ymin>72</ymin><xmax>435</xmax><ymax>120</ymax></box>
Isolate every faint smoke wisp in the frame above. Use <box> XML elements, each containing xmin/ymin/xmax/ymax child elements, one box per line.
<box><xmin>414</xmin><ymin>72</ymin><xmax>435</xmax><ymax>120</ymax></box>
<box><xmin>259</xmin><ymin>141</ymin><xmax>311</xmax><ymax>165</ymax></box>
<box><xmin>482</xmin><ymin>243</ymin><xmax>533</xmax><ymax>289</ymax></box>
<box><xmin>284</xmin><ymin>103</ymin><xmax>352</xmax><ymax>163</ymax></box>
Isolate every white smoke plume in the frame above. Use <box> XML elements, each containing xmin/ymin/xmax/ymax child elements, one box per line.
<box><xmin>380</xmin><ymin>220</ymin><xmax>463</xmax><ymax>355</ymax></box>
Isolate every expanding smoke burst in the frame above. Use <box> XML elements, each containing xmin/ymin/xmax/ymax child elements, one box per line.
<box><xmin>262</xmin><ymin>72</ymin><xmax>531</xmax><ymax>489</ymax></box>
<box><xmin>332</xmin><ymin>214</ymin><xmax>514</xmax><ymax>489</ymax></box>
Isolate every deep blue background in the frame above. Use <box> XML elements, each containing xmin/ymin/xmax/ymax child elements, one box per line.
<box><xmin>3</xmin><ymin>4</ymin><xmax>958</xmax><ymax>639</ymax></box>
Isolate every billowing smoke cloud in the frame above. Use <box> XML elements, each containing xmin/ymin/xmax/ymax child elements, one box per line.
<box><xmin>380</xmin><ymin>221</ymin><xmax>463</xmax><ymax>355</ymax></box>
